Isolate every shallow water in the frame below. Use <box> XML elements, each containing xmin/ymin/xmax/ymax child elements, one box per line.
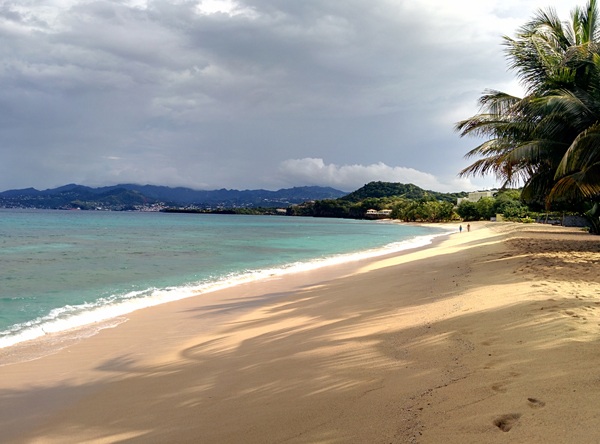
<box><xmin>0</xmin><ymin>209</ymin><xmax>447</xmax><ymax>348</ymax></box>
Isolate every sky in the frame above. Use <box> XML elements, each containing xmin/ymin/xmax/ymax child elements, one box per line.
<box><xmin>0</xmin><ymin>0</ymin><xmax>576</xmax><ymax>193</ymax></box>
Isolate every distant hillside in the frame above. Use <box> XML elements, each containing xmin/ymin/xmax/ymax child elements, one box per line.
<box><xmin>100</xmin><ymin>184</ymin><xmax>345</xmax><ymax>206</ymax></box>
<box><xmin>0</xmin><ymin>184</ymin><xmax>347</xmax><ymax>210</ymax></box>
<box><xmin>340</xmin><ymin>181</ymin><xmax>466</xmax><ymax>203</ymax></box>
<box><xmin>288</xmin><ymin>181</ymin><xmax>469</xmax><ymax>219</ymax></box>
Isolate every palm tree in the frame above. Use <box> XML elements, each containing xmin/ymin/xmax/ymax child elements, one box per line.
<box><xmin>456</xmin><ymin>0</ymin><xmax>600</xmax><ymax>231</ymax></box>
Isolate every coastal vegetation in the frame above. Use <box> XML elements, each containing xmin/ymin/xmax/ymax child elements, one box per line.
<box><xmin>456</xmin><ymin>0</ymin><xmax>600</xmax><ymax>233</ymax></box>
<box><xmin>286</xmin><ymin>181</ymin><xmax>463</xmax><ymax>221</ymax></box>
<box><xmin>289</xmin><ymin>182</ymin><xmax>544</xmax><ymax>223</ymax></box>
<box><xmin>2</xmin><ymin>179</ymin><xmax>575</xmax><ymax>225</ymax></box>
<box><xmin>456</xmin><ymin>189</ymin><xmax>538</xmax><ymax>222</ymax></box>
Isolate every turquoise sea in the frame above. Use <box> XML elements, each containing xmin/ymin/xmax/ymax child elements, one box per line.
<box><xmin>0</xmin><ymin>209</ymin><xmax>448</xmax><ymax>349</ymax></box>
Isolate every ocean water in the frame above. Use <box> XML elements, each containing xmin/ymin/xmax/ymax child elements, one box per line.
<box><xmin>0</xmin><ymin>209</ymin><xmax>448</xmax><ymax>349</ymax></box>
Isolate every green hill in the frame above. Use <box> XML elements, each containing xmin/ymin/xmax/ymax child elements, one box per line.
<box><xmin>340</xmin><ymin>181</ymin><xmax>466</xmax><ymax>203</ymax></box>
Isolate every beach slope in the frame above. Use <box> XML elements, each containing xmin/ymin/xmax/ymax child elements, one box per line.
<box><xmin>0</xmin><ymin>222</ymin><xmax>598</xmax><ymax>443</ymax></box>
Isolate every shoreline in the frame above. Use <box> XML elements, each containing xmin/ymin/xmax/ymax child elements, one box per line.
<box><xmin>1</xmin><ymin>222</ymin><xmax>598</xmax><ymax>443</ymax></box>
<box><xmin>0</xmin><ymin>223</ymin><xmax>453</xmax><ymax>354</ymax></box>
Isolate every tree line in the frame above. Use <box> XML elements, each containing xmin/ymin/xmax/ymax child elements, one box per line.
<box><xmin>287</xmin><ymin>186</ymin><xmax>539</xmax><ymax>223</ymax></box>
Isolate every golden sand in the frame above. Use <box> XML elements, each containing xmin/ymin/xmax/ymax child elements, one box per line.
<box><xmin>0</xmin><ymin>222</ymin><xmax>598</xmax><ymax>443</ymax></box>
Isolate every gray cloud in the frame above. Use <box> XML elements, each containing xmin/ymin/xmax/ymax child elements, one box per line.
<box><xmin>0</xmin><ymin>0</ymin><xmax>576</xmax><ymax>192</ymax></box>
<box><xmin>278</xmin><ymin>158</ymin><xmax>475</xmax><ymax>193</ymax></box>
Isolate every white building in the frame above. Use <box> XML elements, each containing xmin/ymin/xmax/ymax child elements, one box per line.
<box><xmin>366</xmin><ymin>209</ymin><xmax>393</xmax><ymax>218</ymax></box>
<box><xmin>457</xmin><ymin>190</ymin><xmax>496</xmax><ymax>206</ymax></box>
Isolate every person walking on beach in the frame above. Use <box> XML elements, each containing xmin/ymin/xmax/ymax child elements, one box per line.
<box><xmin>459</xmin><ymin>225</ymin><xmax>463</xmax><ymax>233</ymax></box>
<box><xmin>467</xmin><ymin>224</ymin><xmax>470</xmax><ymax>232</ymax></box>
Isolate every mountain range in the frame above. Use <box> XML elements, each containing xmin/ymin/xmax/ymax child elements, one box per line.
<box><xmin>0</xmin><ymin>183</ymin><xmax>347</xmax><ymax>210</ymax></box>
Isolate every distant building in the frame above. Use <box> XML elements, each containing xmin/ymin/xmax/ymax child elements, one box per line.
<box><xmin>366</xmin><ymin>209</ymin><xmax>393</xmax><ymax>219</ymax></box>
<box><xmin>457</xmin><ymin>190</ymin><xmax>496</xmax><ymax>206</ymax></box>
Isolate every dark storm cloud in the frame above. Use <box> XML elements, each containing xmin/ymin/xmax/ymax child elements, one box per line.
<box><xmin>0</xmin><ymin>0</ymin><xmax>574</xmax><ymax>192</ymax></box>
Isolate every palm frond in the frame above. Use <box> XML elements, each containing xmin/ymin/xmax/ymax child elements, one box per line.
<box><xmin>555</xmin><ymin>122</ymin><xmax>600</xmax><ymax>175</ymax></box>
<box><xmin>549</xmin><ymin>162</ymin><xmax>600</xmax><ymax>200</ymax></box>
<box><xmin>458</xmin><ymin>0</ymin><xmax>600</xmax><ymax>209</ymax></box>
<box><xmin>521</xmin><ymin>170</ymin><xmax>558</xmax><ymax>204</ymax></box>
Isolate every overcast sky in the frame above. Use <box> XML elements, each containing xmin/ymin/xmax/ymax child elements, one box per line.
<box><xmin>0</xmin><ymin>0</ymin><xmax>576</xmax><ymax>192</ymax></box>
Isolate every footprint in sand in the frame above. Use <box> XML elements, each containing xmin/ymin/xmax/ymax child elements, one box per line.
<box><xmin>491</xmin><ymin>383</ymin><xmax>508</xmax><ymax>393</ymax></box>
<box><xmin>527</xmin><ymin>397</ymin><xmax>546</xmax><ymax>408</ymax></box>
<box><xmin>493</xmin><ymin>413</ymin><xmax>521</xmax><ymax>432</ymax></box>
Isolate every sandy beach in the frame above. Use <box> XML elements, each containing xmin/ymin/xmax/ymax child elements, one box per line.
<box><xmin>1</xmin><ymin>221</ymin><xmax>599</xmax><ymax>443</ymax></box>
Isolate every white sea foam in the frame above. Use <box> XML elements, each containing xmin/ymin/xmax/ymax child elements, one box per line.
<box><xmin>0</xmin><ymin>230</ymin><xmax>451</xmax><ymax>351</ymax></box>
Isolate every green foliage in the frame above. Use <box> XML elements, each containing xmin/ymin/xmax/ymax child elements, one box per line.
<box><xmin>294</xmin><ymin>182</ymin><xmax>464</xmax><ymax>221</ymax></box>
<box><xmin>499</xmin><ymin>202</ymin><xmax>528</xmax><ymax>219</ymax></box>
<box><xmin>454</xmin><ymin>188</ymin><xmax>550</xmax><ymax>222</ymax></box>
<box><xmin>456</xmin><ymin>201</ymin><xmax>480</xmax><ymax>221</ymax></box>
<box><xmin>457</xmin><ymin>0</ymin><xmax>600</xmax><ymax>231</ymax></box>
<box><xmin>584</xmin><ymin>202</ymin><xmax>600</xmax><ymax>234</ymax></box>
<box><xmin>387</xmin><ymin>198</ymin><xmax>456</xmax><ymax>222</ymax></box>
<box><xmin>475</xmin><ymin>197</ymin><xmax>496</xmax><ymax>220</ymax></box>
<box><xmin>341</xmin><ymin>181</ymin><xmax>466</xmax><ymax>203</ymax></box>
<box><xmin>493</xmin><ymin>189</ymin><xmax>529</xmax><ymax>218</ymax></box>
<box><xmin>311</xmin><ymin>199</ymin><xmax>354</xmax><ymax>218</ymax></box>
<box><xmin>173</xmin><ymin>184</ymin><xmax>561</xmax><ymax>228</ymax></box>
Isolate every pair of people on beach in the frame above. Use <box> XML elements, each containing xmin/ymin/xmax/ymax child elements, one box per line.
<box><xmin>459</xmin><ymin>224</ymin><xmax>471</xmax><ymax>233</ymax></box>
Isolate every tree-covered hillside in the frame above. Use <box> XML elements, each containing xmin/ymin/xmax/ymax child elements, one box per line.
<box><xmin>291</xmin><ymin>184</ymin><xmax>562</xmax><ymax>224</ymax></box>
<box><xmin>340</xmin><ymin>181</ymin><xmax>466</xmax><ymax>203</ymax></box>
<box><xmin>289</xmin><ymin>181</ymin><xmax>468</xmax><ymax>221</ymax></box>
<box><xmin>0</xmin><ymin>184</ymin><xmax>346</xmax><ymax>210</ymax></box>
